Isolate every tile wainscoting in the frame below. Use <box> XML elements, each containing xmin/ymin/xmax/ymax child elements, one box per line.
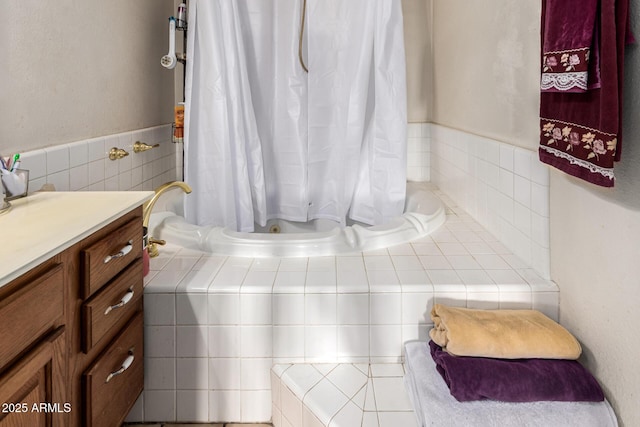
<box><xmin>16</xmin><ymin>124</ymin><xmax>180</xmax><ymax>193</ymax></box>
<box><xmin>429</xmin><ymin>124</ymin><xmax>550</xmax><ymax>279</ymax></box>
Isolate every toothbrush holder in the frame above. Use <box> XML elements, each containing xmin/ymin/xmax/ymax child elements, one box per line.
<box><xmin>2</xmin><ymin>169</ymin><xmax>29</xmax><ymax>201</ymax></box>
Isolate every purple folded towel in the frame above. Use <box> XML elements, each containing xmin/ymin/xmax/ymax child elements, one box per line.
<box><xmin>429</xmin><ymin>340</ymin><xmax>605</xmax><ymax>403</ymax></box>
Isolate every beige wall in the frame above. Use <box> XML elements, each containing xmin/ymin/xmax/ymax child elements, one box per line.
<box><xmin>431</xmin><ymin>0</ymin><xmax>640</xmax><ymax>425</ymax></box>
<box><xmin>402</xmin><ymin>0</ymin><xmax>432</xmax><ymax>122</ymax></box>
<box><xmin>0</xmin><ymin>0</ymin><xmax>175</xmax><ymax>154</ymax></box>
<box><xmin>431</xmin><ymin>0</ymin><xmax>540</xmax><ymax>148</ymax></box>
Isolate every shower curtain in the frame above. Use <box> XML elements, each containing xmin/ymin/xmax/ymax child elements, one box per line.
<box><xmin>184</xmin><ymin>0</ymin><xmax>407</xmax><ymax>231</ymax></box>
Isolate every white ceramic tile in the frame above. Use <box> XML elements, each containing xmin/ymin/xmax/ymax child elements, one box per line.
<box><xmin>145</xmin><ymin>357</ymin><xmax>176</xmax><ymax>390</ymax></box>
<box><xmin>487</xmin><ymin>269</ymin><xmax>527</xmax><ymax>285</ymax></box>
<box><xmin>252</xmin><ymin>257</ymin><xmax>281</xmax><ymax>271</ymax></box>
<box><xmin>445</xmin><ymin>255</ymin><xmax>482</xmax><ymax>270</ymax></box>
<box><xmin>176</xmin><ymin>293</ymin><xmax>208</xmax><ymax>325</ymax></box>
<box><xmin>240</xmin><ymin>293</ymin><xmax>273</xmax><ymax>325</ymax></box>
<box><xmin>378</xmin><ymin>411</ymin><xmax>418</xmax><ymax>427</ymax></box>
<box><xmin>427</xmin><ymin>269</ymin><xmax>463</xmax><ymax>285</ymax></box>
<box><xmin>370</xmin><ymin>364</ymin><xmax>404</xmax><ymax>377</ymax></box>
<box><xmin>303</xmin><ymin>405</ymin><xmax>324</xmax><ymax>427</ymax></box>
<box><xmin>176</xmin><ymin>325</ymin><xmax>208</xmax><ymax>357</ymax></box>
<box><xmin>466</xmin><ymin>292</ymin><xmax>500</xmax><ymax>309</ymax></box>
<box><xmin>368</xmin><ymin>270</ymin><xmax>400</xmax><ymax>292</ymax></box>
<box><xmin>274</xmin><ymin>293</ymin><xmax>305</xmax><ymax>325</ymax></box>
<box><xmin>305</xmin><ymin>325</ymin><xmax>337</xmax><ymax>361</ymax></box>
<box><xmin>47</xmin><ymin>169</ymin><xmax>70</xmax><ymax>191</ymax></box>
<box><xmin>176</xmin><ymin>358</ymin><xmax>208</xmax><ymax>390</ymax></box>
<box><xmin>401</xmin><ymin>324</ymin><xmax>430</xmax><ymax>343</ymax></box>
<box><xmin>337</xmin><ymin>325</ymin><xmax>370</xmax><ymax>360</ymax></box>
<box><xmin>69</xmin><ymin>164</ymin><xmax>88</xmax><ymax>190</ymax></box>
<box><xmin>401</xmin><ymin>293</ymin><xmax>433</xmax><ymax>324</ymax></box>
<box><xmin>370</xmin><ymin>293</ymin><xmax>401</xmax><ymax>325</ymax></box>
<box><xmin>390</xmin><ymin>255</ymin><xmax>423</xmax><ymax>270</ymax></box>
<box><xmin>303</xmin><ymin>379</ymin><xmax>349</xmax><ymax>425</ymax></box>
<box><xmin>144</xmin><ymin>294</ymin><xmax>176</xmax><ymax>326</ymax></box>
<box><xmin>274</xmin><ymin>326</ymin><xmax>305</xmax><ymax>359</ymax></box>
<box><xmin>176</xmin><ymin>269</ymin><xmax>217</xmax><ymax>293</ymax></box>
<box><xmin>473</xmin><ymin>254</ymin><xmax>512</xmax><ymax>270</ymax></box>
<box><xmin>241</xmin><ymin>357</ymin><xmax>273</xmax><ymax>390</ymax></box>
<box><xmin>337</xmin><ymin>294</ymin><xmax>369</xmax><ymax>325</ymax></box>
<box><xmin>532</xmin><ymin>292</ymin><xmax>560</xmax><ymax>321</ymax></box>
<box><xmin>337</xmin><ymin>269</ymin><xmax>369</xmax><ymax>293</ymax></box>
<box><xmin>513</xmin><ymin>174</ymin><xmax>531</xmax><ymax>208</ymax></box>
<box><xmin>208</xmin><ymin>326</ymin><xmax>239</xmax><ymax>358</ymax></box>
<box><xmin>20</xmin><ymin>149</ymin><xmax>47</xmax><ymax>179</ymax></box>
<box><xmin>308</xmin><ymin>256</ymin><xmax>336</xmax><ymax>271</ymax></box>
<box><xmin>513</xmin><ymin>148</ymin><xmax>532</xmax><ymax>179</ymax></box>
<box><xmin>209</xmin><ymin>390</ymin><xmax>240</xmax><ymax>422</ymax></box>
<box><xmin>499</xmin><ymin>292</ymin><xmax>533</xmax><ymax>309</ymax></box>
<box><xmin>281</xmin><ymin>384</ymin><xmax>303</xmax><ymax>427</ymax></box>
<box><xmin>370</xmin><ymin>325</ymin><xmax>401</xmax><ymax>358</ymax></box>
<box><xmin>208</xmin><ymin>294</ymin><xmax>239</xmax><ymax>325</ymax></box>
<box><xmin>326</xmin><ymin>364</ymin><xmax>368</xmax><ymax>398</ymax></box>
<box><xmin>145</xmin><ymin>326</ymin><xmax>175</xmax><ymax>358</ymax></box>
<box><xmin>364</xmin><ymin>255</ymin><xmax>395</xmax><ymax>270</ymax></box>
<box><xmin>241</xmin><ymin>390</ymin><xmax>272</xmax><ymax>422</ymax></box>
<box><xmin>274</xmin><ymin>271</ymin><xmax>307</xmax><ymax>293</ymax></box>
<box><xmin>281</xmin><ymin>364</ymin><xmax>324</xmax><ymax>400</ymax></box>
<box><xmin>531</xmin><ymin>182</ymin><xmax>550</xmax><ymax>217</ymax></box>
<box><xmin>313</xmin><ymin>363</ymin><xmax>338</xmax><ymax>376</ymax></box>
<box><xmin>144</xmin><ymin>390</ymin><xmax>176</xmax><ymax>422</ymax></box>
<box><xmin>176</xmin><ymin>390</ymin><xmax>209</xmax><ymax>422</ymax></box>
<box><xmin>362</xmin><ymin>411</ymin><xmax>379</xmax><ymax>427</ymax></box>
<box><xmin>306</xmin><ymin>294</ymin><xmax>337</xmax><ymax>325</ymax></box>
<box><xmin>410</xmin><ymin>242</ymin><xmax>442</xmax><ymax>256</ymax></box>
<box><xmin>396</xmin><ymin>270</ymin><xmax>431</xmax><ymax>292</ymax></box>
<box><xmin>499</xmin><ymin>145</ymin><xmax>514</xmax><ymax>171</ymax></box>
<box><xmin>241</xmin><ymin>325</ymin><xmax>273</xmax><ymax>358</ymax></box>
<box><xmin>372</xmin><ymin>377</ymin><xmax>413</xmax><ymax>411</ymax></box>
<box><xmin>305</xmin><ymin>271</ymin><xmax>337</xmax><ymax>293</ymax></box>
<box><xmin>455</xmin><ymin>269</ymin><xmax>495</xmax><ymax>285</ymax></box>
<box><xmin>418</xmin><ymin>255</ymin><xmax>452</xmax><ymax>270</ymax></box>
<box><xmin>45</xmin><ymin>145</ymin><xmax>69</xmax><ymax>174</ymax></box>
<box><xmin>279</xmin><ymin>257</ymin><xmax>309</xmax><ymax>271</ymax></box>
<box><xmin>209</xmin><ymin>357</ymin><xmax>240</xmax><ymax>390</ymax></box>
<box><xmin>124</xmin><ymin>393</ymin><xmax>144</xmax><ymax>422</ymax></box>
<box><xmin>242</xmin><ymin>270</ymin><xmax>276</xmax><ymax>293</ymax></box>
<box><xmin>329</xmin><ymin>401</ymin><xmax>362</xmax><ymax>427</ymax></box>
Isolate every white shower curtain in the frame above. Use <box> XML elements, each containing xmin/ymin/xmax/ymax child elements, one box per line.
<box><xmin>184</xmin><ymin>0</ymin><xmax>407</xmax><ymax>231</ymax></box>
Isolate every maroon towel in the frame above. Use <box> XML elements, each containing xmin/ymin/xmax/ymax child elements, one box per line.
<box><xmin>429</xmin><ymin>341</ymin><xmax>605</xmax><ymax>403</ymax></box>
<box><xmin>539</xmin><ymin>0</ymin><xmax>632</xmax><ymax>187</ymax></box>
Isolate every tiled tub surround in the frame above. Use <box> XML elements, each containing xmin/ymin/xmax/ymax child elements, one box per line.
<box><xmin>16</xmin><ymin>124</ymin><xmax>180</xmax><ymax>193</ymax></box>
<box><xmin>429</xmin><ymin>124</ymin><xmax>551</xmax><ymax>279</ymax></box>
<box><xmin>129</xmin><ymin>187</ymin><xmax>558</xmax><ymax>424</ymax></box>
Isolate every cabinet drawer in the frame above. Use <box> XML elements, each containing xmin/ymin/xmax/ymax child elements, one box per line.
<box><xmin>81</xmin><ymin>218</ymin><xmax>142</xmax><ymax>299</ymax></box>
<box><xmin>83</xmin><ymin>312</ymin><xmax>143</xmax><ymax>427</ymax></box>
<box><xmin>81</xmin><ymin>260</ymin><xmax>143</xmax><ymax>353</ymax></box>
<box><xmin>0</xmin><ymin>264</ymin><xmax>64</xmax><ymax>369</ymax></box>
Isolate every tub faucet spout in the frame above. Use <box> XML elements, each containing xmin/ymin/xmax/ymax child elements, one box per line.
<box><xmin>143</xmin><ymin>181</ymin><xmax>192</xmax><ymax>257</ymax></box>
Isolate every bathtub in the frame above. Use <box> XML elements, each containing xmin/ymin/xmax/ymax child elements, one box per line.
<box><xmin>148</xmin><ymin>182</ymin><xmax>445</xmax><ymax>257</ymax></box>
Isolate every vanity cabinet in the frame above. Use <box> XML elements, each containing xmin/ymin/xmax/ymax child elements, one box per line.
<box><xmin>0</xmin><ymin>204</ymin><xmax>145</xmax><ymax>427</ymax></box>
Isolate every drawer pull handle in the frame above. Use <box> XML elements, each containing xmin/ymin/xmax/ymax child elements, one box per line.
<box><xmin>103</xmin><ymin>241</ymin><xmax>133</xmax><ymax>264</ymax></box>
<box><xmin>104</xmin><ymin>288</ymin><xmax>135</xmax><ymax>315</ymax></box>
<box><xmin>105</xmin><ymin>351</ymin><xmax>135</xmax><ymax>383</ymax></box>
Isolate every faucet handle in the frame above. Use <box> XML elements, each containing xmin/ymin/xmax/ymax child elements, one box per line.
<box><xmin>109</xmin><ymin>147</ymin><xmax>130</xmax><ymax>161</ymax></box>
<box><xmin>133</xmin><ymin>141</ymin><xmax>161</xmax><ymax>153</ymax></box>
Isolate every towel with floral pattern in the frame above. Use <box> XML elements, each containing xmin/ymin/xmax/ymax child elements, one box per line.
<box><xmin>539</xmin><ymin>0</ymin><xmax>633</xmax><ymax>187</ymax></box>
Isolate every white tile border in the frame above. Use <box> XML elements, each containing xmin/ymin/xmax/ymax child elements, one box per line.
<box><xmin>16</xmin><ymin>124</ymin><xmax>180</xmax><ymax>194</ymax></box>
<box><xmin>429</xmin><ymin>124</ymin><xmax>550</xmax><ymax>279</ymax></box>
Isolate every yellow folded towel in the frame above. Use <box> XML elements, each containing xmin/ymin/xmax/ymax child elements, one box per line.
<box><xmin>429</xmin><ymin>304</ymin><xmax>582</xmax><ymax>359</ymax></box>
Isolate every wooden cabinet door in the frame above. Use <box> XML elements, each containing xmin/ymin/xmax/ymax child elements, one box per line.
<box><xmin>0</xmin><ymin>328</ymin><xmax>66</xmax><ymax>427</ymax></box>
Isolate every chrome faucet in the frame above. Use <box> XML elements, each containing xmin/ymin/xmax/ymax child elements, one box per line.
<box><xmin>143</xmin><ymin>181</ymin><xmax>192</xmax><ymax>257</ymax></box>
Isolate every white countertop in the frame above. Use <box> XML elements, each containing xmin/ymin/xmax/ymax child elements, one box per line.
<box><xmin>0</xmin><ymin>191</ymin><xmax>154</xmax><ymax>288</ymax></box>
